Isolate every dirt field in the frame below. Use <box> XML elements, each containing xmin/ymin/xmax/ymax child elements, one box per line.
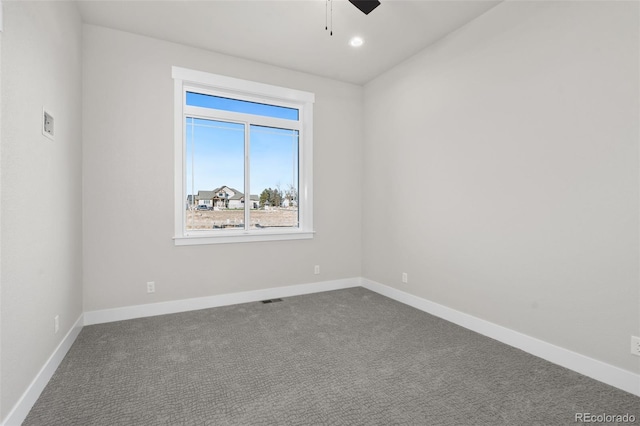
<box><xmin>186</xmin><ymin>208</ymin><xmax>298</xmax><ymax>230</ymax></box>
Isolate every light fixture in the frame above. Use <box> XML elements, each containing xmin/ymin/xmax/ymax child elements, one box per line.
<box><xmin>349</xmin><ymin>36</ymin><xmax>364</xmax><ymax>47</ymax></box>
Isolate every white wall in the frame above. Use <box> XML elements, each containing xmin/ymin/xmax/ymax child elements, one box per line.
<box><xmin>82</xmin><ymin>25</ymin><xmax>363</xmax><ymax>312</ymax></box>
<box><xmin>1</xmin><ymin>1</ymin><xmax>83</xmax><ymax>420</ymax></box>
<box><xmin>363</xmin><ymin>1</ymin><xmax>639</xmax><ymax>374</ymax></box>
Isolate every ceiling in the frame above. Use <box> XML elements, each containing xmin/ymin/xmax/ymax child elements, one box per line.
<box><xmin>77</xmin><ymin>0</ymin><xmax>501</xmax><ymax>85</ymax></box>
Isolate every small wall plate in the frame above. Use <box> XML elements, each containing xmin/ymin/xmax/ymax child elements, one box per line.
<box><xmin>42</xmin><ymin>108</ymin><xmax>54</xmax><ymax>140</ymax></box>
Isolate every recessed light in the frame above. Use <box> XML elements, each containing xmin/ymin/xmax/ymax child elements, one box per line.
<box><xmin>349</xmin><ymin>36</ymin><xmax>364</xmax><ymax>47</ymax></box>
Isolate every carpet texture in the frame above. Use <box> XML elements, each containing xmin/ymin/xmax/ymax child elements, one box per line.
<box><xmin>24</xmin><ymin>288</ymin><xmax>639</xmax><ymax>425</ymax></box>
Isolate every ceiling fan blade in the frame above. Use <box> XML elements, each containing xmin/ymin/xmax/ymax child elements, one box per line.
<box><xmin>348</xmin><ymin>0</ymin><xmax>381</xmax><ymax>15</ymax></box>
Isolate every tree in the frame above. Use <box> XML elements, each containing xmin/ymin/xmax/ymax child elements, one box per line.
<box><xmin>259</xmin><ymin>187</ymin><xmax>284</xmax><ymax>208</ymax></box>
<box><xmin>272</xmin><ymin>187</ymin><xmax>283</xmax><ymax>207</ymax></box>
<box><xmin>259</xmin><ymin>188</ymin><xmax>272</xmax><ymax>208</ymax></box>
<box><xmin>285</xmin><ymin>184</ymin><xmax>298</xmax><ymax>205</ymax></box>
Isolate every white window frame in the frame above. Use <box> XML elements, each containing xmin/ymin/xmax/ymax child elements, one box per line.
<box><xmin>173</xmin><ymin>67</ymin><xmax>314</xmax><ymax>245</ymax></box>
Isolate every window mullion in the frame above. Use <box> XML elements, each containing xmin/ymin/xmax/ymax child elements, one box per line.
<box><xmin>184</xmin><ymin>105</ymin><xmax>301</xmax><ymax>131</ymax></box>
<box><xmin>244</xmin><ymin>122</ymin><xmax>251</xmax><ymax>231</ymax></box>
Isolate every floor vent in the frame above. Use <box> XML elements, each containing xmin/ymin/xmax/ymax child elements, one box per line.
<box><xmin>261</xmin><ymin>298</ymin><xmax>283</xmax><ymax>304</ymax></box>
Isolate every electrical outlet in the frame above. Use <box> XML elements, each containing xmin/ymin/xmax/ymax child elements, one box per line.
<box><xmin>314</xmin><ymin>265</ymin><xmax>320</xmax><ymax>275</ymax></box>
<box><xmin>631</xmin><ymin>336</ymin><xmax>640</xmax><ymax>356</ymax></box>
<box><xmin>146</xmin><ymin>281</ymin><xmax>155</xmax><ymax>294</ymax></box>
<box><xmin>402</xmin><ymin>272</ymin><xmax>408</xmax><ymax>283</ymax></box>
<box><xmin>54</xmin><ymin>315</ymin><xmax>59</xmax><ymax>334</ymax></box>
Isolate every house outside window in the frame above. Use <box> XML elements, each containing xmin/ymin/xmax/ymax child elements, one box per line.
<box><xmin>173</xmin><ymin>67</ymin><xmax>315</xmax><ymax>245</ymax></box>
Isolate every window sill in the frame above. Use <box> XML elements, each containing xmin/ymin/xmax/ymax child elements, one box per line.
<box><xmin>174</xmin><ymin>230</ymin><xmax>315</xmax><ymax>246</ymax></box>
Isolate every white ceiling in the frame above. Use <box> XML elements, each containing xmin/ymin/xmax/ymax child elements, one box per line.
<box><xmin>77</xmin><ymin>0</ymin><xmax>500</xmax><ymax>85</ymax></box>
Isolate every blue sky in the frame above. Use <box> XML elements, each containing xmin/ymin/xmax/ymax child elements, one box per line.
<box><xmin>185</xmin><ymin>118</ymin><xmax>299</xmax><ymax>197</ymax></box>
<box><xmin>187</xmin><ymin>92</ymin><xmax>298</xmax><ymax>121</ymax></box>
<box><xmin>185</xmin><ymin>92</ymin><xmax>299</xmax><ymax>198</ymax></box>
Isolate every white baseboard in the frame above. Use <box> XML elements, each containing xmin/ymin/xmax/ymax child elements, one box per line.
<box><xmin>361</xmin><ymin>278</ymin><xmax>640</xmax><ymax>397</ymax></box>
<box><xmin>2</xmin><ymin>314</ymin><xmax>84</xmax><ymax>426</ymax></box>
<box><xmin>84</xmin><ymin>278</ymin><xmax>360</xmax><ymax>326</ymax></box>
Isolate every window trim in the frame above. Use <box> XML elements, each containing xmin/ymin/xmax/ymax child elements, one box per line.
<box><xmin>172</xmin><ymin>66</ymin><xmax>315</xmax><ymax>245</ymax></box>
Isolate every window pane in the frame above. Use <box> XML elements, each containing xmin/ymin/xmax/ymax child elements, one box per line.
<box><xmin>185</xmin><ymin>118</ymin><xmax>245</xmax><ymax>231</ymax></box>
<box><xmin>249</xmin><ymin>125</ymin><xmax>299</xmax><ymax>230</ymax></box>
<box><xmin>187</xmin><ymin>92</ymin><xmax>299</xmax><ymax>121</ymax></box>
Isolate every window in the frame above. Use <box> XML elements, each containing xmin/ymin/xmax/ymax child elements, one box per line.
<box><xmin>173</xmin><ymin>67</ymin><xmax>315</xmax><ymax>245</ymax></box>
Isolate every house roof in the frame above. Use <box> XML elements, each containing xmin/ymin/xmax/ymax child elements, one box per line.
<box><xmin>197</xmin><ymin>186</ymin><xmax>247</xmax><ymax>200</ymax></box>
<box><xmin>225</xmin><ymin>186</ymin><xmax>242</xmax><ymax>195</ymax></box>
<box><xmin>196</xmin><ymin>190</ymin><xmax>216</xmax><ymax>200</ymax></box>
<box><xmin>211</xmin><ymin>186</ymin><xmax>242</xmax><ymax>195</ymax></box>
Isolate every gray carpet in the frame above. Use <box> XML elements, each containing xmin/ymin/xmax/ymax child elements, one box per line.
<box><xmin>24</xmin><ymin>288</ymin><xmax>639</xmax><ymax>425</ymax></box>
